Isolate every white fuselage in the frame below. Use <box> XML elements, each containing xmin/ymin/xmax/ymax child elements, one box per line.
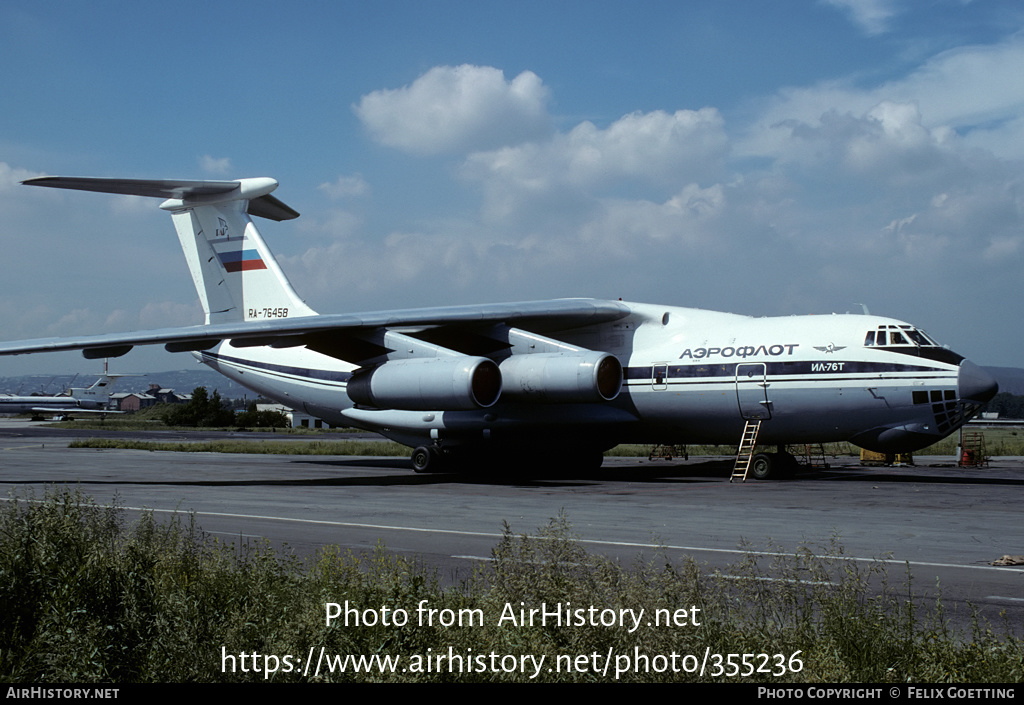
<box><xmin>0</xmin><ymin>387</ymin><xmax>110</xmax><ymax>414</ymax></box>
<box><xmin>0</xmin><ymin>396</ymin><xmax>98</xmax><ymax>414</ymax></box>
<box><xmin>197</xmin><ymin>301</ymin><xmax>986</xmax><ymax>454</ymax></box>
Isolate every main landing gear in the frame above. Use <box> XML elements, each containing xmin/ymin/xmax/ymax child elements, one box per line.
<box><xmin>411</xmin><ymin>446</ymin><xmax>444</xmax><ymax>473</ymax></box>
<box><xmin>749</xmin><ymin>450</ymin><xmax>798</xmax><ymax>480</ymax></box>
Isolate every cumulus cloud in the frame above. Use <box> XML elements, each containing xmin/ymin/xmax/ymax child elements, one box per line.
<box><xmin>559</xmin><ymin>108</ymin><xmax>727</xmax><ymax>186</ymax></box>
<box><xmin>354</xmin><ymin>65</ymin><xmax>552</xmax><ymax>155</ymax></box>
<box><xmin>731</xmin><ymin>31</ymin><xmax>1024</xmax><ymax>282</ymax></box>
<box><xmin>319</xmin><ymin>174</ymin><xmax>370</xmax><ymax>200</ymax></box>
<box><xmin>461</xmin><ymin>107</ymin><xmax>728</xmax><ymax>224</ymax></box>
<box><xmin>574</xmin><ymin>183</ymin><xmax>728</xmax><ymax>258</ymax></box>
<box><xmin>0</xmin><ymin>163</ymin><xmax>48</xmax><ymax>221</ymax></box>
<box><xmin>34</xmin><ymin>299</ymin><xmax>203</xmax><ymax>340</ymax></box>
<box><xmin>137</xmin><ymin>300</ymin><xmax>204</xmax><ymax>329</ymax></box>
<box><xmin>0</xmin><ymin>162</ymin><xmax>40</xmax><ymax>191</ymax></box>
<box><xmin>45</xmin><ymin>308</ymin><xmax>102</xmax><ymax>336</ymax></box>
<box><xmin>747</xmin><ymin>98</ymin><xmax>1023</xmax><ymax>266</ymax></box>
<box><xmin>282</xmin><ymin>231</ymin><xmax>486</xmax><ymax>301</ymax></box>
<box><xmin>746</xmin><ymin>32</ymin><xmax>1024</xmax><ymax>159</ymax></box>
<box><xmin>769</xmin><ymin>101</ymin><xmax>961</xmax><ymax>185</ymax></box>
<box><xmin>199</xmin><ymin>155</ymin><xmax>232</xmax><ymax>175</ymax></box>
<box><xmin>820</xmin><ymin>0</ymin><xmax>899</xmax><ymax>36</ymax></box>
<box><xmin>110</xmin><ymin>194</ymin><xmax>157</xmax><ymax>216</ymax></box>
<box><xmin>297</xmin><ymin>44</ymin><xmax>1020</xmax><ymax>334</ymax></box>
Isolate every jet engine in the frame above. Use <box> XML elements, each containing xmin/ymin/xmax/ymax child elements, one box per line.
<box><xmin>347</xmin><ymin>357</ymin><xmax>501</xmax><ymax>411</ymax></box>
<box><xmin>499</xmin><ymin>352</ymin><xmax>622</xmax><ymax>403</ymax></box>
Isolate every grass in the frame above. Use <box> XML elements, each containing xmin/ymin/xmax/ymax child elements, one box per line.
<box><xmin>1</xmin><ymin>490</ymin><xmax>1021</xmax><ymax>683</ymax></box>
<box><xmin>914</xmin><ymin>427</ymin><xmax>1024</xmax><ymax>456</ymax></box>
<box><xmin>612</xmin><ymin>427</ymin><xmax>1024</xmax><ymax>459</ymax></box>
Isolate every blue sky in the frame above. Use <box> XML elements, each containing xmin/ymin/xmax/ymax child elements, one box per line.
<box><xmin>1</xmin><ymin>0</ymin><xmax>1023</xmax><ymax>375</ymax></box>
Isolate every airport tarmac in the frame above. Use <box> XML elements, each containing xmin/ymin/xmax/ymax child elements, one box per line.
<box><xmin>1</xmin><ymin>421</ymin><xmax>1022</xmax><ymax>635</ymax></box>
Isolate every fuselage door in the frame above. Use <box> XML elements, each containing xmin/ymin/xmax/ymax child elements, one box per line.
<box><xmin>736</xmin><ymin>362</ymin><xmax>771</xmax><ymax>420</ymax></box>
<box><xmin>653</xmin><ymin>363</ymin><xmax>668</xmax><ymax>391</ymax></box>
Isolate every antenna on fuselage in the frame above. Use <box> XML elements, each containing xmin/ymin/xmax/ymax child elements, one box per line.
<box><xmin>854</xmin><ymin>303</ymin><xmax>870</xmax><ymax>315</ymax></box>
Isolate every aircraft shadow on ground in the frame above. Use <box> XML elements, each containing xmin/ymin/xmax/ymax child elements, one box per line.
<box><xmin>6</xmin><ymin>457</ymin><xmax>1021</xmax><ymax>490</ymax></box>
<box><xmin>0</xmin><ymin>458</ymin><xmax>733</xmax><ymax>490</ymax></box>
<box><xmin>812</xmin><ymin>466</ymin><xmax>1024</xmax><ymax>486</ymax></box>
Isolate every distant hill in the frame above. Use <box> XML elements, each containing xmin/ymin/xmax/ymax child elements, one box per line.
<box><xmin>984</xmin><ymin>367</ymin><xmax>1024</xmax><ymax>396</ymax></box>
<box><xmin>0</xmin><ymin>368</ymin><xmax>253</xmax><ymax>401</ymax></box>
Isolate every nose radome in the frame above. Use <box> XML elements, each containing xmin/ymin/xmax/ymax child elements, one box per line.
<box><xmin>958</xmin><ymin>360</ymin><xmax>998</xmax><ymax>404</ymax></box>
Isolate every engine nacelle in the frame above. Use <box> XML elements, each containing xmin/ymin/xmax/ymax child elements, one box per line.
<box><xmin>499</xmin><ymin>352</ymin><xmax>622</xmax><ymax>403</ymax></box>
<box><xmin>347</xmin><ymin>357</ymin><xmax>501</xmax><ymax>410</ymax></box>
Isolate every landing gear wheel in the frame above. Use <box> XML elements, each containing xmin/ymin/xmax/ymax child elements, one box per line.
<box><xmin>750</xmin><ymin>453</ymin><xmax>775</xmax><ymax>480</ymax></box>
<box><xmin>411</xmin><ymin>446</ymin><xmax>442</xmax><ymax>473</ymax></box>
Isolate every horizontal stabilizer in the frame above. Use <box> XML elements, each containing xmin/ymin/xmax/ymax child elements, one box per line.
<box><xmin>22</xmin><ymin>176</ymin><xmax>299</xmax><ymax>221</ymax></box>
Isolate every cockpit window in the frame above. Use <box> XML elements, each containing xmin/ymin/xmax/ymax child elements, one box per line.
<box><xmin>865</xmin><ymin>325</ymin><xmax>922</xmax><ymax>348</ymax></box>
<box><xmin>863</xmin><ymin>324</ymin><xmax>964</xmax><ymax>364</ymax></box>
<box><xmin>905</xmin><ymin>329</ymin><xmax>929</xmax><ymax>346</ymax></box>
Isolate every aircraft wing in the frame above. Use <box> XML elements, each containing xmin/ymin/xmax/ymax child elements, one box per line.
<box><xmin>0</xmin><ymin>299</ymin><xmax>631</xmax><ymax>361</ymax></box>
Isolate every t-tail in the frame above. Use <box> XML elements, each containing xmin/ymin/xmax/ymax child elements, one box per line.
<box><xmin>66</xmin><ymin>368</ymin><xmax>137</xmax><ymax>408</ymax></box>
<box><xmin>22</xmin><ymin>176</ymin><xmax>317</xmax><ymax>324</ymax></box>
<box><xmin>67</xmin><ymin>373</ymin><xmax>113</xmax><ymax>406</ymax></box>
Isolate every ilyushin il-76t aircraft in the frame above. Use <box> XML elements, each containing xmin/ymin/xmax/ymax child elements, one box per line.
<box><xmin>0</xmin><ymin>176</ymin><xmax>998</xmax><ymax>477</ymax></box>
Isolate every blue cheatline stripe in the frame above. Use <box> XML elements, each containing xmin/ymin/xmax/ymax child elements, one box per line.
<box><xmin>202</xmin><ymin>351</ymin><xmax>352</xmax><ymax>384</ymax></box>
<box><xmin>625</xmin><ymin>360</ymin><xmax>949</xmax><ymax>381</ymax></box>
<box><xmin>202</xmin><ymin>350</ymin><xmax>953</xmax><ymax>390</ymax></box>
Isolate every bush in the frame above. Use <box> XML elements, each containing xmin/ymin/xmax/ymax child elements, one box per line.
<box><xmin>1</xmin><ymin>493</ymin><xmax>1020</xmax><ymax>682</ymax></box>
<box><xmin>162</xmin><ymin>387</ymin><xmax>235</xmax><ymax>427</ymax></box>
<box><xmin>235</xmin><ymin>403</ymin><xmax>290</xmax><ymax>429</ymax></box>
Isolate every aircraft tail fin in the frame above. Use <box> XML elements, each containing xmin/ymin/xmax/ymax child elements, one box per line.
<box><xmin>23</xmin><ymin>176</ymin><xmax>318</xmax><ymax>324</ymax></box>
<box><xmin>67</xmin><ymin>371</ymin><xmax>129</xmax><ymax>405</ymax></box>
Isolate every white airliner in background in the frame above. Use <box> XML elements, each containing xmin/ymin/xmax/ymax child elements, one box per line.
<box><xmin>0</xmin><ymin>372</ymin><xmax>122</xmax><ymax>417</ymax></box>
<box><xmin>0</xmin><ymin>176</ymin><xmax>998</xmax><ymax>476</ymax></box>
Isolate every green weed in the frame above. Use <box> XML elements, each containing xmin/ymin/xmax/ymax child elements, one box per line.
<box><xmin>0</xmin><ymin>491</ymin><xmax>1019</xmax><ymax>682</ymax></box>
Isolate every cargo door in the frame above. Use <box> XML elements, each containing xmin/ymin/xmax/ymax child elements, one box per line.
<box><xmin>735</xmin><ymin>362</ymin><xmax>771</xmax><ymax>420</ymax></box>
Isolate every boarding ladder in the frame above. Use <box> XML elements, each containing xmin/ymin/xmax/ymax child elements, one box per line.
<box><xmin>648</xmin><ymin>444</ymin><xmax>688</xmax><ymax>461</ymax></box>
<box><xmin>791</xmin><ymin>443</ymin><xmax>831</xmax><ymax>470</ymax></box>
<box><xmin>959</xmin><ymin>430</ymin><xmax>989</xmax><ymax>468</ymax></box>
<box><xmin>730</xmin><ymin>420</ymin><xmax>761</xmax><ymax>483</ymax></box>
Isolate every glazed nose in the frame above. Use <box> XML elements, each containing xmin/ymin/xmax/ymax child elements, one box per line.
<box><xmin>958</xmin><ymin>360</ymin><xmax>998</xmax><ymax>404</ymax></box>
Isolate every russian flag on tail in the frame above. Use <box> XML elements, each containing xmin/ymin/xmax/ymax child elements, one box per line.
<box><xmin>218</xmin><ymin>249</ymin><xmax>267</xmax><ymax>272</ymax></box>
